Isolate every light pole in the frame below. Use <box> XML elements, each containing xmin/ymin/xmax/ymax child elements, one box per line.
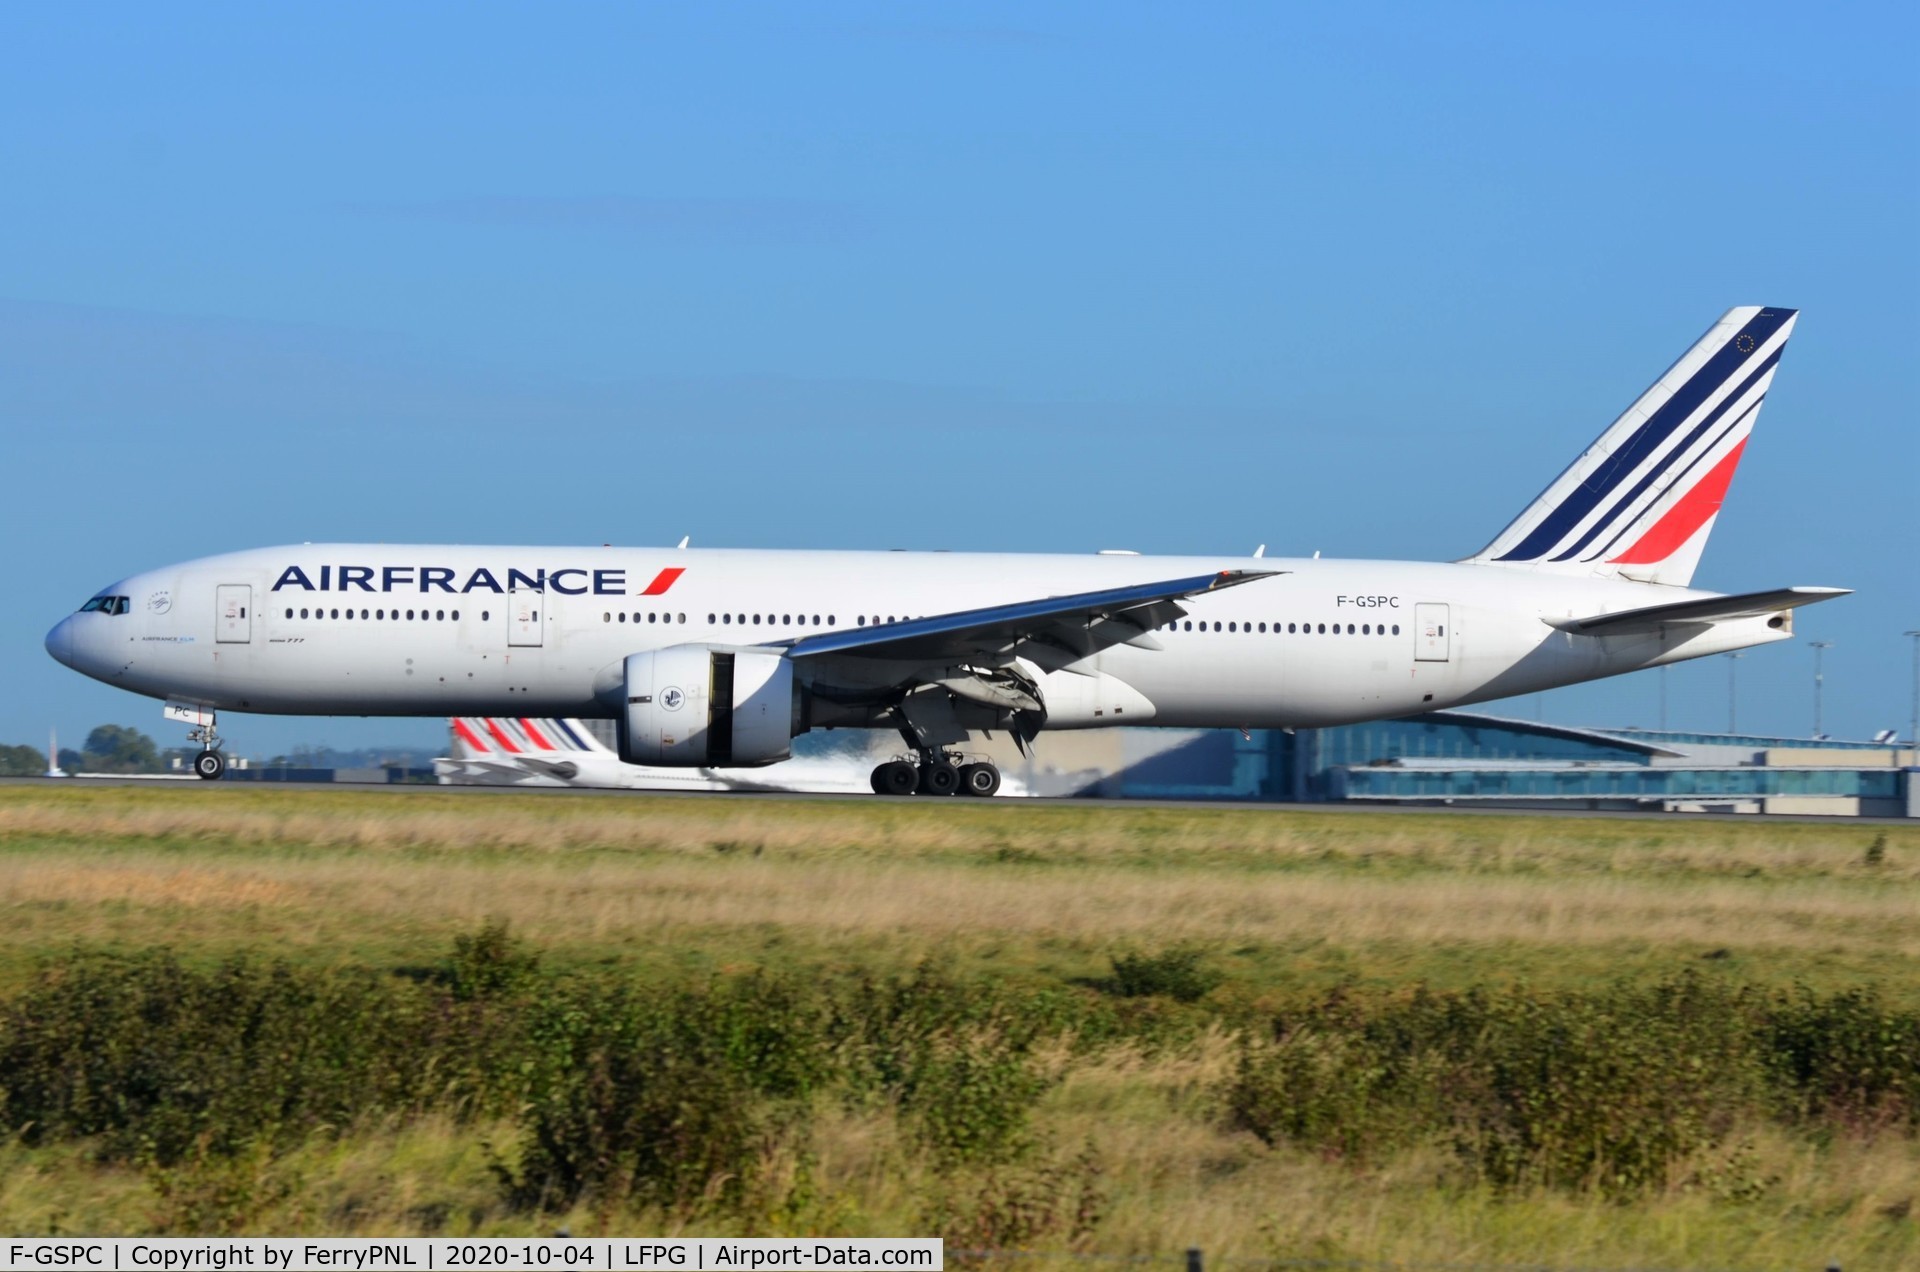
<box><xmin>1808</xmin><ymin>641</ymin><xmax>1833</xmax><ymax>739</ymax></box>
<box><xmin>1906</xmin><ymin>630</ymin><xmax>1920</xmax><ymax>748</ymax></box>
<box><xmin>1726</xmin><ymin>652</ymin><xmax>1745</xmax><ymax>734</ymax></box>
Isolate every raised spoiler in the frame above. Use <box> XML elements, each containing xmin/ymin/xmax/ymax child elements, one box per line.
<box><xmin>1546</xmin><ymin>586</ymin><xmax>1850</xmax><ymax>637</ymax></box>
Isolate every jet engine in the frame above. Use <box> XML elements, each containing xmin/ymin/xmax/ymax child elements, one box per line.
<box><xmin>619</xmin><ymin>646</ymin><xmax>800</xmax><ymax>766</ymax></box>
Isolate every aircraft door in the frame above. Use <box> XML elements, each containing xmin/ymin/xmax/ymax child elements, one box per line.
<box><xmin>509</xmin><ymin>588</ymin><xmax>544</xmax><ymax>647</ymax></box>
<box><xmin>1414</xmin><ymin>603</ymin><xmax>1450</xmax><ymax>662</ymax></box>
<box><xmin>215</xmin><ymin>585</ymin><xmax>252</xmax><ymax>644</ymax></box>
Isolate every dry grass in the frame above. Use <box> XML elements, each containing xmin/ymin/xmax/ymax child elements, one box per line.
<box><xmin>1</xmin><ymin>784</ymin><xmax>1914</xmax><ymax>877</ymax></box>
<box><xmin>0</xmin><ymin>784</ymin><xmax>1914</xmax><ymax>998</ymax></box>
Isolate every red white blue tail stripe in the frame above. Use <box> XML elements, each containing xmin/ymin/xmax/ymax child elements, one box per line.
<box><xmin>1466</xmin><ymin>306</ymin><xmax>1796</xmax><ymax>587</ymax></box>
<box><xmin>450</xmin><ymin>717</ymin><xmax>607</xmax><ymax>758</ymax></box>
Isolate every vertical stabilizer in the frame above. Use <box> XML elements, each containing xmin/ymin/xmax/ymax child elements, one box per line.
<box><xmin>1464</xmin><ymin>306</ymin><xmax>1797</xmax><ymax>587</ymax></box>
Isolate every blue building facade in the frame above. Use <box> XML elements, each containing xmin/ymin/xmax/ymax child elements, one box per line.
<box><xmin>1097</xmin><ymin>712</ymin><xmax>1917</xmax><ymax>816</ymax></box>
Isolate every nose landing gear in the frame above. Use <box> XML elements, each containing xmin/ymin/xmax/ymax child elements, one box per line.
<box><xmin>175</xmin><ymin>706</ymin><xmax>227</xmax><ymax>781</ymax></box>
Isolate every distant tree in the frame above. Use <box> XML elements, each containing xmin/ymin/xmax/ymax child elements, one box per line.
<box><xmin>57</xmin><ymin>748</ymin><xmax>86</xmax><ymax>774</ymax></box>
<box><xmin>0</xmin><ymin>745</ymin><xmax>47</xmax><ymax>776</ymax></box>
<box><xmin>81</xmin><ymin>725</ymin><xmax>161</xmax><ymax>774</ymax></box>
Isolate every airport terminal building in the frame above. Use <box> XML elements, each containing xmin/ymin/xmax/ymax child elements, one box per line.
<box><xmin>1030</xmin><ymin>713</ymin><xmax>1918</xmax><ymax>817</ymax></box>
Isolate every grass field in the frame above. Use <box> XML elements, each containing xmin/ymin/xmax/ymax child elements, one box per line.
<box><xmin>0</xmin><ymin>783</ymin><xmax>1916</xmax><ymax>1267</ymax></box>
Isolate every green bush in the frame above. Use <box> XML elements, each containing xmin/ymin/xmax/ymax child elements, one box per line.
<box><xmin>504</xmin><ymin>973</ymin><xmax>831</xmax><ymax>1213</ymax></box>
<box><xmin>1231</xmin><ymin>976</ymin><xmax>1773</xmax><ymax>1195</ymax></box>
<box><xmin>0</xmin><ymin>954</ymin><xmax>419</xmax><ymax>1163</ymax></box>
<box><xmin>1108</xmin><ymin>946</ymin><xmax>1223</xmax><ymax>1003</ymax></box>
<box><xmin>835</xmin><ymin>963</ymin><xmax>1057</xmax><ymax>1167</ymax></box>
<box><xmin>1765</xmin><ymin>985</ymin><xmax>1920</xmax><ymax>1133</ymax></box>
<box><xmin>445</xmin><ymin>918</ymin><xmax>540</xmax><ymax>1001</ymax></box>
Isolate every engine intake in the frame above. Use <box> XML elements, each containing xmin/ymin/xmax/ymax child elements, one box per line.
<box><xmin>620</xmin><ymin>646</ymin><xmax>799</xmax><ymax>767</ymax></box>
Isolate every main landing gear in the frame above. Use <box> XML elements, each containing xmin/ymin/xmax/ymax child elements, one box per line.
<box><xmin>869</xmin><ymin>752</ymin><xmax>1001</xmax><ymax>797</ymax></box>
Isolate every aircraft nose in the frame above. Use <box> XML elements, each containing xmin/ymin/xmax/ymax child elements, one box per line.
<box><xmin>45</xmin><ymin>616</ymin><xmax>74</xmax><ymax>669</ymax></box>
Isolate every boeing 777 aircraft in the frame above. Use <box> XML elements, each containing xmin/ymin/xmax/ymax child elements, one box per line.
<box><xmin>46</xmin><ymin>307</ymin><xmax>1846</xmax><ymax>796</ymax></box>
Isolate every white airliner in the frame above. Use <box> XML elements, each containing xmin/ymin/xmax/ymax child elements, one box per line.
<box><xmin>46</xmin><ymin>307</ymin><xmax>1847</xmax><ymax>796</ymax></box>
<box><xmin>437</xmin><ymin>715</ymin><xmax>948</xmax><ymax>795</ymax></box>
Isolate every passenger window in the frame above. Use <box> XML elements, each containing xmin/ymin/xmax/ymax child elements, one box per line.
<box><xmin>407</xmin><ymin>609</ymin><xmax>416</xmax><ymax>620</ymax></box>
<box><xmin>1392</xmin><ymin>624</ymin><xmax>1400</xmax><ymax>635</ymax></box>
<box><xmin>300</xmin><ymin>608</ymin><xmax>310</xmax><ymax>619</ymax></box>
<box><xmin>482</xmin><ymin>611</ymin><xmax>491</xmax><ymax>622</ymax></box>
<box><xmin>285</xmin><ymin>609</ymin><xmax>293</xmax><ymax>620</ymax></box>
<box><xmin>723</xmin><ymin>614</ymin><xmax>732</xmax><ymax>625</ymax></box>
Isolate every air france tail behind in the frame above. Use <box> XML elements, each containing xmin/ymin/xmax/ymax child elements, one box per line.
<box><xmin>1466</xmin><ymin>306</ymin><xmax>1797</xmax><ymax>587</ymax></box>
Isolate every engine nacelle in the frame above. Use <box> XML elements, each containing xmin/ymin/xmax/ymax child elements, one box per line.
<box><xmin>619</xmin><ymin>645</ymin><xmax>799</xmax><ymax>767</ymax></box>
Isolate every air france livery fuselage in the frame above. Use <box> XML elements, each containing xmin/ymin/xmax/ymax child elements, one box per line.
<box><xmin>46</xmin><ymin>307</ymin><xmax>1847</xmax><ymax>795</ymax></box>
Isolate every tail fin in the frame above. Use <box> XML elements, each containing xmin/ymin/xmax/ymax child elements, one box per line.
<box><xmin>1464</xmin><ymin>306</ymin><xmax>1797</xmax><ymax>587</ymax></box>
<box><xmin>515</xmin><ymin>718</ymin><xmax>612</xmax><ymax>754</ymax></box>
<box><xmin>450</xmin><ymin>718</ymin><xmax>493</xmax><ymax>758</ymax></box>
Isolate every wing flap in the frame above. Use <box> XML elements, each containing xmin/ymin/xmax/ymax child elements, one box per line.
<box><xmin>1547</xmin><ymin>586</ymin><xmax>1849</xmax><ymax>636</ymax></box>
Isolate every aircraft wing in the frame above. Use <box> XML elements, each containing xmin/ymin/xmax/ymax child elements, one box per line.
<box><xmin>1547</xmin><ymin>586</ymin><xmax>1850</xmax><ymax>637</ymax></box>
<box><xmin>777</xmin><ymin>569</ymin><xmax>1283</xmax><ymax>666</ymax></box>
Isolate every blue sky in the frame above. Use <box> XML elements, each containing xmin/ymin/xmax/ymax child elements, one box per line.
<box><xmin>2</xmin><ymin>1</ymin><xmax>1915</xmax><ymax>758</ymax></box>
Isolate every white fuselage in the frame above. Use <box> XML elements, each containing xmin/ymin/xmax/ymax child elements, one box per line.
<box><xmin>46</xmin><ymin>544</ymin><xmax>1787</xmax><ymax>738</ymax></box>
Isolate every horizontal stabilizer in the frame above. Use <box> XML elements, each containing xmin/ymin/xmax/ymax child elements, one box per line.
<box><xmin>1546</xmin><ymin>586</ymin><xmax>1850</xmax><ymax>637</ymax></box>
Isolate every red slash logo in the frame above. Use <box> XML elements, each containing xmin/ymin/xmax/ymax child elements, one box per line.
<box><xmin>640</xmin><ymin>567</ymin><xmax>685</xmax><ymax>596</ymax></box>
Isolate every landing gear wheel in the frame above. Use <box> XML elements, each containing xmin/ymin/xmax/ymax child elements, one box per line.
<box><xmin>193</xmin><ymin>750</ymin><xmax>227</xmax><ymax>781</ymax></box>
<box><xmin>919</xmin><ymin>760</ymin><xmax>960</xmax><ymax>796</ymax></box>
<box><xmin>959</xmin><ymin>762</ymin><xmax>1001</xmax><ymax>797</ymax></box>
<box><xmin>874</xmin><ymin>760</ymin><xmax>919</xmax><ymax>796</ymax></box>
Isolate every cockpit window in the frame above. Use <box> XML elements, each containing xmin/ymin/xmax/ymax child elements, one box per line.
<box><xmin>78</xmin><ymin>596</ymin><xmax>130</xmax><ymax>616</ymax></box>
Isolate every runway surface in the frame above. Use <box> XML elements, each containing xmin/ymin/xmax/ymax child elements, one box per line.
<box><xmin>3</xmin><ymin>774</ymin><xmax>1912</xmax><ymax>826</ymax></box>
